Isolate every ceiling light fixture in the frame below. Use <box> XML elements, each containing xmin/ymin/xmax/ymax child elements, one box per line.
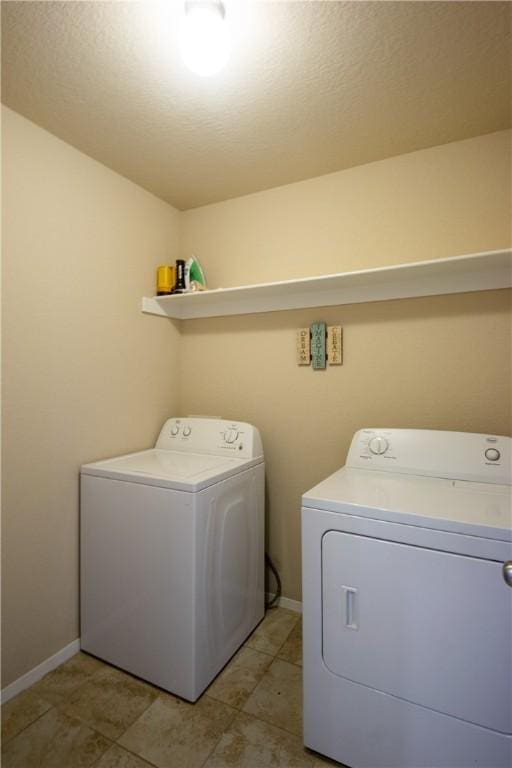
<box><xmin>180</xmin><ymin>1</ymin><xmax>230</xmax><ymax>77</ymax></box>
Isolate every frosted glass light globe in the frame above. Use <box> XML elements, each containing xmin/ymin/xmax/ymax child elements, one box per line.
<box><xmin>180</xmin><ymin>3</ymin><xmax>230</xmax><ymax>77</ymax></box>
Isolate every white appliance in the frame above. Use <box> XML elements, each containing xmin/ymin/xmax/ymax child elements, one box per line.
<box><xmin>80</xmin><ymin>417</ymin><xmax>264</xmax><ymax>701</ymax></box>
<box><xmin>302</xmin><ymin>428</ymin><xmax>512</xmax><ymax>768</ymax></box>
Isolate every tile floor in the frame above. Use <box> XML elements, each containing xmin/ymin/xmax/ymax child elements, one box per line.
<box><xmin>1</xmin><ymin>608</ymin><xmax>341</xmax><ymax>768</ymax></box>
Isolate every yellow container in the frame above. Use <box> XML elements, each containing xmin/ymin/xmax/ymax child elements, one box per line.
<box><xmin>156</xmin><ymin>265</ymin><xmax>175</xmax><ymax>295</ymax></box>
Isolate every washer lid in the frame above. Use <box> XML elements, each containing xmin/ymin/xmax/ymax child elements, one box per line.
<box><xmin>302</xmin><ymin>467</ymin><xmax>512</xmax><ymax>541</ymax></box>
<box><xmin>81</xmin><ymin>449</ymin><xmax>261</xmax><ymax>491</ymax></box>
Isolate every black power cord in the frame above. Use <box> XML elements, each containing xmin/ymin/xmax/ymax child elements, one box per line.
<box><xmin>265</xmin><ymin>552</ymin><xmax>282</xmax><ymax>609</ymax></box>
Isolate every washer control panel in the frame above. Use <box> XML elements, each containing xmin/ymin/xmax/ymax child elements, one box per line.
<box><xmin>347</xmin><ymin>429</ymin><xmax>511</xmax><ymax>485</ymax></box>
<box><xmin>155</xmin><ymin>417</ymin><xmax>263</xmax><ymax>459</ymax></box>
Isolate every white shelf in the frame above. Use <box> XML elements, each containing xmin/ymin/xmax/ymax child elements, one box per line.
<box><xmin>142</xmin><ymin>249</ymin><xmax>512</xmax><ymax>320</ymax></box>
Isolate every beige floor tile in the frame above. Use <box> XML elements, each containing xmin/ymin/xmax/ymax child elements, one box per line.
<box><xmin>1</xmin><ymin>707</ymin><xmax>111</xmax><ymax>768</ymax></box>
<box><xmin>96</xmin><ymin>743</ymin><xmax>156</xmax><ymax>768</ymax></box>
<box><xmin>245</xmin><ymin>608</ymin><xmax>299</xmax><ymax>656</ymax></box>
<box><xmin>204</xmin><ymin>711</ymin><xmax>315</xmax><ymax>768</ymax></box>
<box><xmin>277</xmin><ymin>620</ymin><xmax>302</xmax><ymax>666</ymax></box>
<box><xmin>60</xmin><ymin>665</ymin><xmax>158</xmax><ymax>740</ymax></box>
<box><xmin>242</xmin><ymin>658</ymin><xmax>302</xmax><ymax>736</ymax></box>
<box><xmin>1</xmin><ymin>689</ymin><xmax>53</xmax><ymax>744</ymax></box>
<box><xmin>206</xmin><ymin>647</ymin><xmax>273</xmax><ymax>709</ymax></box>
<box><xmin>119</xmin><ymin>693</ymin><xmax>236</xmax><ymax>768</ymax></box>
<box><xmin>31</xmin><ymin>652</ymin><xmax>106</xmax><ymax>705</ymax></box>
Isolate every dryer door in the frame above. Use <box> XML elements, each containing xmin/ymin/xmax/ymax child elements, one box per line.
<box><xmin>322</xmin><ymin>531</ymin><xmax>512</xmax><ymax>733</ymax></box>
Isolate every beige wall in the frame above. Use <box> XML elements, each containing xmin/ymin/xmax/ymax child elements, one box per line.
<box><xmin>180</xmin><ymin>131</ymin><xmax>512</xmax><ymax>601</ymax></box>
<box><xmin>182</xmin><ymin>130</ymin><xmax>511</xmax><ymax>287</ymax></box>
<box><xmin>2</xmin><ymin>114</ymin><xmax>511</xmax><ymax>687</ymax></box>
<box><xmin>1</xmin><ymin>107</ymin><xmax>181</xmax><ymax>687</ymax></box>
<box><xmin>180</xmin><ymin>294</ymin><xmax>511</xmax><ymax>602</ymax></box>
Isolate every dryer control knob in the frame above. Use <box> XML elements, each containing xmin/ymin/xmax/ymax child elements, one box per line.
<box><xmin>170</xmin><ymin>425</ymin><xmax>180</xmax><ymax>436</ymax></box>
<box><xmin>368</xmin><ymin>436</ymin><xmax>389</xmax><ymax>455</ymax></box>
<box><xmin>183</xmin><ymin>426</ymin><xmax>191</xmax><ymax>437</ymax></box>
<box><xmin>224</xmin><ymin>429</ymin><xmax>238</xmax><ymax>444</ymax></box>
<box><xmin>485</xmin><ymin>448</ymin><xmax>500</xmax><ymax>462</ymax></box>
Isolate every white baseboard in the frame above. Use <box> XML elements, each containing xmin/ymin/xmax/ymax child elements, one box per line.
<box><xmin>1</xmin><ymin>596</ymin><xmax>302</xmax><ymax>704</ymax></box>
<box><xmin>1</xmin><ymin>639</ymin><xmax>81</xmax><ymax>705</ymax></box>
<box><xmin>266</xmin><ymin>593</ymin><xmax>302</xmax><ymax>613</ymax></box>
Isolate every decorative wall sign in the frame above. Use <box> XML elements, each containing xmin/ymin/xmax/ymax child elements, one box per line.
<box><xmin>311</xmin><ymin>322</ymin><xmax>327</xmax><ymax>369</ymax></box>
<box><xmin>297</xmin><ymin>328</ymin><xmax>311</xmax><ymax>365</ymax></box>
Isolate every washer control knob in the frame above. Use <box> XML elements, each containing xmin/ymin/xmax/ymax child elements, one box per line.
<box><xmin>485</xmin><ymin>448</ymin><xmax>500</xmax><ymax>462</ymax></box>
<box><xmin>224</xmin><ymin>429</ymin><xmax>238</xmax><ymax>444</ymax></box>
<box><xmin>170</xmin><ymin>425</ymin><xmax>179</xmax><ymax>436</ymax></box>
<box><xmin>183</xmin><ymin>426</ymin><xmax>191</xmax><ymax>437</ymax></box>
<box><xmin>368</xmin><ymin>436</ymin><xmax>389</xmax><ymax>455</ymax></box>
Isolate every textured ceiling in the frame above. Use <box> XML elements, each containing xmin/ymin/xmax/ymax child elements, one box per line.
<box><xmin>2</xmin><ymin>1</ymin><xmax>511</xmax><ymax>210</ymax></box>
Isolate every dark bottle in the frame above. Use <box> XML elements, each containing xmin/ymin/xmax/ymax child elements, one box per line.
<box><xmin>174</xmin><ymin>259</ymin><xmax>186</xmax><ymax>293</ymax></box>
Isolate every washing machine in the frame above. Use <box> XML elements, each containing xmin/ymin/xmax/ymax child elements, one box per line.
<box><xmin>80</xmin><ymin>417</ymin><xmax>264</xmax><ymax>701</ymax></box>
<box><xmin>302</xmin><ymin>428</ymin><xmax>511</xmax><ymax>768</ymax></box>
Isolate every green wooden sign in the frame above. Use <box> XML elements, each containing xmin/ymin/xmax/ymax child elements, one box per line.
<box><xmin>311</xmin><ymin>322</ymin><xmax>326</xmax><ymax>369</ymax></box>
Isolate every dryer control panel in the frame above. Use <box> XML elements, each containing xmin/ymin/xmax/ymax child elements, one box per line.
<box><xmin>156</xmin><ymin>417</ymin><xmax>264</xmax><ymax>460</ymax></box>
<box><xmin>346</xmin><ymin>428</ymin><xmax>511</xmax><ymax>485</ymax></box>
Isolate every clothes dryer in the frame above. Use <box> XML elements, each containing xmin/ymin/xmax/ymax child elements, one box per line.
<box><xmin>302</xmin><ymin>428</ymin><xmax>511</xmax><ymax>768</ymax></box>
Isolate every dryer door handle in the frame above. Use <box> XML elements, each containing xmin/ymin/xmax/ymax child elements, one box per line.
<box><xmin>503</xmin><ymin>561</ymin><xmax>512</xmax><ymax>587</ymax></box>
<box><xmin>342</xmin><ymin>586</ymin><xmax>358</xmax><ymax>630</ymax></box>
